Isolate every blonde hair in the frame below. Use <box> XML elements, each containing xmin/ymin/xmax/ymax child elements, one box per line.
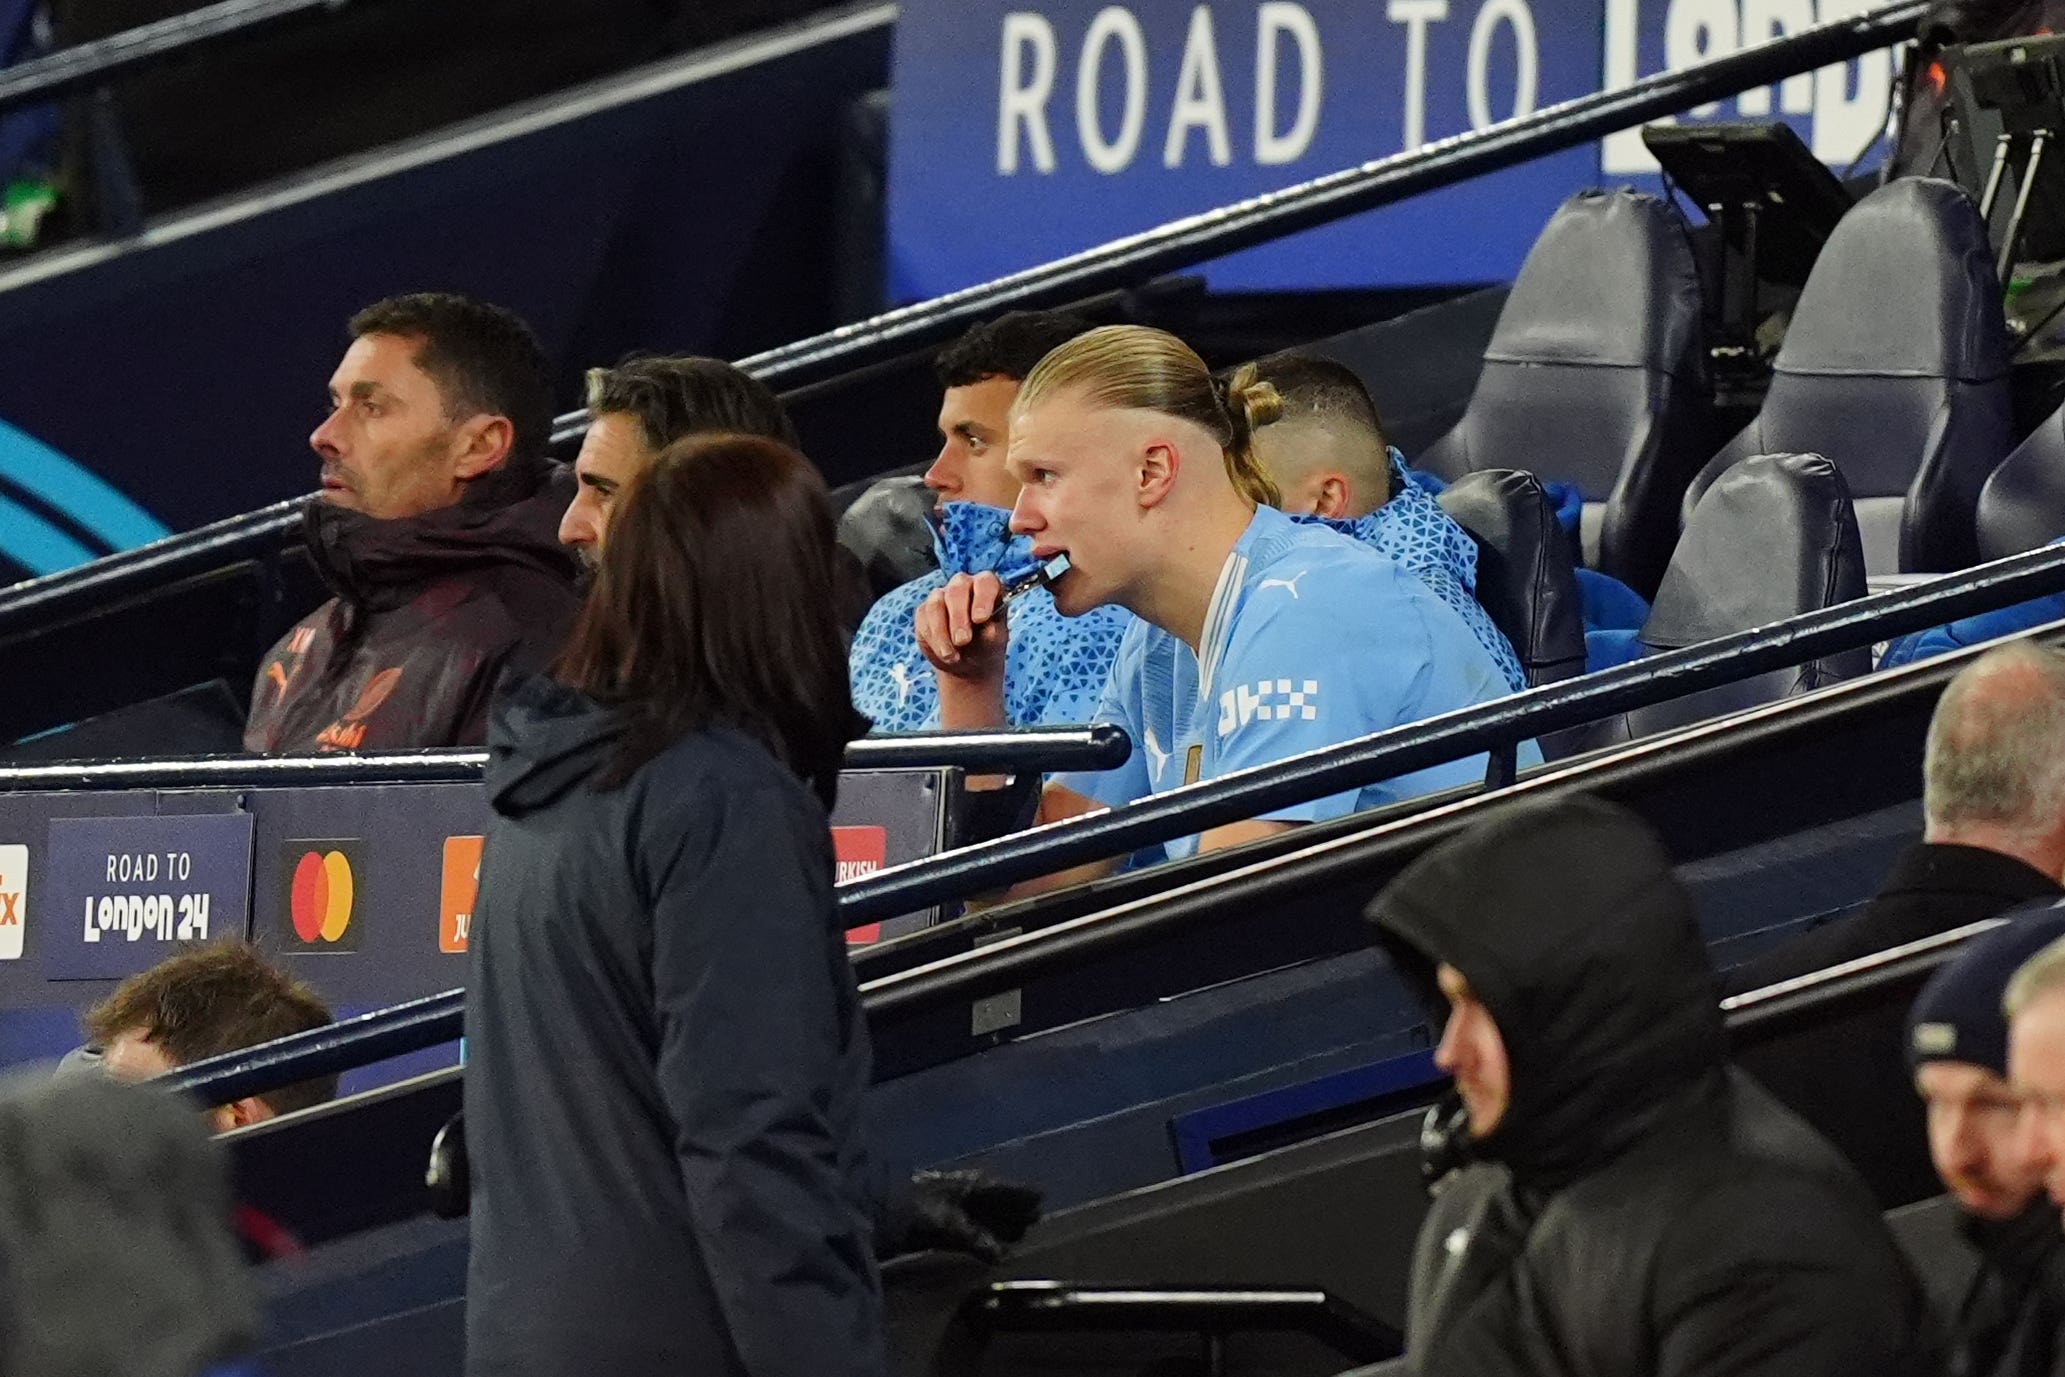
<box><xmin>1014</xmin><ymin>325</ymin><xmax>1284</xmax><ymax>507</ymax></box>
<box><xmin>2008</xmin><ymin>934</ymin><xmax>2065</xmax><ymax>1019</ymax></box>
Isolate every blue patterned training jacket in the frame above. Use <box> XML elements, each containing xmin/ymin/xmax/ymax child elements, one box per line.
<box><xmin>848</xmin><ymin>502</ymin><xmax>1133</xmax><ymax>732</ymax></box>
<box><xmin>1303</xmin><ymin>450</ymin><xmax>1528</xmax><ymax>692</ymax></box>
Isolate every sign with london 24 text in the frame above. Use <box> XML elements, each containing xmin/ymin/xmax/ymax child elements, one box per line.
<box><xmin>42</xmin><ymin>813</ymin><xmax>255</xmax><ymax>980</ymax></box>
<box><xmin>886</xmin><ymin>0</ymin><xmax>1900</xmax><ymax>296</ymax></box>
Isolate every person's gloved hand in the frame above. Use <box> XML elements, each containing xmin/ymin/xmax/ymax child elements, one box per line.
<box><xmin>895</xmin><ymin>1168</ymin><xmax>1043</xmax><ymax>1262</ymax></box>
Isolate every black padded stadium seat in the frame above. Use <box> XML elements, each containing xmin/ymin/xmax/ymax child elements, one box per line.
<box><xmin>1682</xmin><ymin>178</ymin><xmax>2012</xmax><ymax>575</ymax></box>
<box><xmin>1973</xmin><ymin>402</ymin><xmax>2065</xmax><ymax>559</ymax></box>
<box><xmin>1434</xmin><ymin>469</ymin><xmax>1586</xmax><ymax>687</ymax></box>
<box><xmin>1590</xmin><ymin>453</ymin><xmax>1868</xmax><ymax>745</ymax></box>
<box><xmin>836</xmin><ymin>473</ymin><xmax>937</xmax><ymax>603</ymax></box>
<box><xmin>1418</xmin><ymin>188</ymin><xmax>1712</xmax><ymax>600</ymax></box>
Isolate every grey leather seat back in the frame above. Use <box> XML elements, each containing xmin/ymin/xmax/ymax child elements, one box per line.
<box><xmin>1975</xmin><ymin>402</ymin><xmax>2065</xmax><ymax>560</ymax></box>
<box><xmin>1625</xmin><ymin>452</ymin><xmax>1869</xmax><ymax>739</ymax></box>
<box><xmin>1683</xmin><ymin>178</ymin><xmax>2012</xmax><ymax>575</ymax></box>
<box><xmin>1434</xmin><ymin>469</ymin><xmax>1586</xmax><ymax>687</ymax></box>
<box><xmin>1420</xmin><ymin>188</ymin><xmax>1712</xmax><ymax>599</ymax></box>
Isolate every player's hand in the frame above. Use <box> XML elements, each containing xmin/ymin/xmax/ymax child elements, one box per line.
<box><xmin>916</xmin><ymin>572</ymin><xmax>1009</xmax><ymax>686</ymax></box>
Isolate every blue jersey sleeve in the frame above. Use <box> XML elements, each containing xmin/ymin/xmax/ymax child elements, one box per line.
<box><xmin>1211</xmin><ymin>561</ymin><xmax>1518</xmax><ymax>826</ymax></box>
<box><xmin>1049</xmin><ymin>625</ymin><xmax>1151</xmax><ymax>809</ymax></box>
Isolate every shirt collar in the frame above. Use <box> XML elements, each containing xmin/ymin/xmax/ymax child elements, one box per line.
<box><xmin>1198</xmin><ymin>506</ymin><xmax>1277</xmax><ymax>698</ymax></box>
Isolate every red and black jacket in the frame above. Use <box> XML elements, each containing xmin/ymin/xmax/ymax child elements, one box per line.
<box><xmin>244</xmin><ymin>468</ymin><xmax>581</xmax><ymax>754</ymax></box>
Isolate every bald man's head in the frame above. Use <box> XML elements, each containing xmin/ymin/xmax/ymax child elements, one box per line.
<box><xmin>1924</xmin><ymin>642</ymin><xmax>2065</xmax><ymax>874</ymax></box>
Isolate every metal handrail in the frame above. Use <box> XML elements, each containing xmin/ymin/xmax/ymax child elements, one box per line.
<box><xmin>0</xmin><ymin>0</ymin><xmax>1925</xmax><ymax>630</ymax></box>
<box><xmin>0</xmin><ymin>0</ymin><xmax>356</xmax><ymax>118</ymax></box>
<box><xmin>547</xmin><ymin>0</ymin><xmax>1926</xmax><ymax>440</ymax></box>
<box><xmin>838</xmin><ymin>544</ymin><xmax>2065</xmax><ymax>925</ymax></box>
<box><xmin>0</xmin><ymin>723</ymin><xmax>1131</xmax><ymax>793</ymax></box>
<box><xmin>164</xmin><ymin>828</ymin><xmax>2002</xmax><ymax>1108</ymax></box>
<box><xmin>0</xmin><ymin>497</ymin><xmax>304</xmax><ymax>640</ymax></box>
<box><xmin>968</xmin><ymin>1282</ymin><xmax>1402</xmax><ymax>1363</ymax></box>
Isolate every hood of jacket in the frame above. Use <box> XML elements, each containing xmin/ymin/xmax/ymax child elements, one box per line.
<box><xmin>304</xmin><ymin>461</ymin><xmax>578</xmax><ymax>612</ymax></box>
<box><xmin>932</xmin><ymin>501</ymin><xmax>1043</xmax><ymax>583</ymax></box>
<box><xmin>1367</xmin><ymin>794</ymin><xmax>1727</xmax><ymax>1192</ymax></box>
<box><xmin>486</xmin><ymin>673</ymin><xmax>624</xmax><ymax>817</ymax></box>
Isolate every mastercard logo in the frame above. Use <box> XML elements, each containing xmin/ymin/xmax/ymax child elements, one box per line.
<box><xmin>282</xmin><ymin>840</ymin><xmax>364</xmax><ymax>950</ymax></box>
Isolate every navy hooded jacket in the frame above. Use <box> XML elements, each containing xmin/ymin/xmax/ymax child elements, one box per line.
<box><xmin>462</xmin><ymin>676</ymin><xmax>885</xmax><ymax>1377</ymax></box>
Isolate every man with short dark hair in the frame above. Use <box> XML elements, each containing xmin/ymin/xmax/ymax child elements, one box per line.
<box><xmin>1249</xmin><ymin>353</ymin><xmax>1525</xmax><ymax>691</ymax></box>
<box><xmin>1906</xmin><ymin>913</ymin><xmax>2065</xmax><ymax>1377</ymax></box>
<box><xmin>1730</xmin><ymin>642</ymin><xmax>2065</xmax><ymax>992</ymax></box>
<box><xmin>848</xmin><ymin>310</ymin><xmax>1131</xmax><ymax>732</ymax></box>
<box><xmin>558</xmin><ymin>355</ymin><xmax>797</xmax><ymax>566</ymax></box>
<box><xmin>245</xmin><ymin>292</ymin><xmax>582</xmax><ymax>753</ymax></box>
<box><xmin>83</xmin><ymin>941</ymin><xmax>336</xmax><ymax>1131</ymax></box>
<box><xmin>1370</xmin><ymin>795</ymin><xmax>1940</xmax><ymax>1377</ymax></box>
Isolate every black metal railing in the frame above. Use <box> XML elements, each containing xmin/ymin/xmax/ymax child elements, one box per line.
<box><xmin>0</xmin><ymin>0</ymin><xmax>359</xmax><ymax>119</ymax></box>
<box><xmin>166</xmin><ymin>846</ymin><xmax>1998</xmax><ymax>1110</ymax></box>
<box><xmin>160</xmin><ymin>586</ymin><xmax>2064</xmax><ymax>1111</ymax></box>
<box><xmin>963</xmin><ymin>1282</ymin><xmax>1403</xmax><ymax>1367</ymax></box>
<box><xmin>838</xmin><ymin>545</ymin><xmax>2065</xmax><ymax>925</ymax></box>
<box><xmin>0</xmin><ymin>498</ymin><xmax>304</xmax><ymax>641</ymax></box>
<box><xmin>548</xmin><ymin>0</ymin><xmax>1926</xmax><ymax>439</ymax></box>
<box><xmin>0</xmin><ymin>723</ymin><xmax>1131</xmax><ymax>793</ymax></box>
<box><xmin>0</xmin><ymin>0</ymin><xmax>1925</xmax><ymax>641</ymax></box>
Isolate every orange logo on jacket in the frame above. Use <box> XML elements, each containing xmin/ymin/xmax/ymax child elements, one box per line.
<box><xmin>314</xmin><ymin>667</ymin><xmax>404</xmax><ymax>751</ymax></box>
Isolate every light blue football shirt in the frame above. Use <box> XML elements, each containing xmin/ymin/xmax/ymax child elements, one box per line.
<box><xmin>1054</xmin><ymin>505</ymin><xmax>1538</xmax><ymax>861</ymax></box>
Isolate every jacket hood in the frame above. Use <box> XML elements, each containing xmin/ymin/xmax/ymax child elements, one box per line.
<box><xmin>486</xmin><ymin>674</ymin><xmax>623</xmax><ymax>816</ymax></box>
<box><xmin>305</xmin><ymin>462</ymin><xmax>578</xmax><ymax>611</ymax></box>
<box><xmin>1367</xmin><ymin>794</ymin><xmax>1726</xmax><ymax>1190</ymax></box>
<box><xmin>932</xmin><ymin>501</ymin><xmax>1043</xmax><ymax>582</ymax></box>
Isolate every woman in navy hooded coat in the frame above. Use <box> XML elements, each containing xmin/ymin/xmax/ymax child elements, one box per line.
<box><xmin>461</xmin><ymin>433</ymin><xmax>884</xmax><ymax>1377</ymax></box>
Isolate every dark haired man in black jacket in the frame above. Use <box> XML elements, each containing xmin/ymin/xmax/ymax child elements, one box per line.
<box><xmin>245</xmin><ymin>293</ymin><xmax>580</xmax><ymax>753</ymax></box>
<box><xmin>1368</xmin><ymin>794</ymin><xmax>1941</xmax><ymax>1377</ymax></box>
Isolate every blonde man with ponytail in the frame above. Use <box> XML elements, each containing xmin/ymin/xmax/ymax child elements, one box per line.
<box><xmin>917</xmin><ymin>326</ymin><xmax>1528</xmax><ymax>880</ymax></box>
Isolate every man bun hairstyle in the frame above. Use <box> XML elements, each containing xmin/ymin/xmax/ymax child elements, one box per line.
<box><xmin>1014</xmin><ymin>325</ymin><xmax>1284</xmax><ymax>508</ymax></box>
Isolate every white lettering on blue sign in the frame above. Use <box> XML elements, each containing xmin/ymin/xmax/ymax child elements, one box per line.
<box><xmin>82</xmin><ymin>891</ymin><xmax>210</xmax><ymax>944</ymax></box>
<box><xmin>903</xmin><ymin>0</ymin><xmax>1901</xmax><ymax>296</ymax></box>
<box><xmin>998</xmin><ymin>3</ymin><xmax>1327</xmax><ymax>175</ymax></box>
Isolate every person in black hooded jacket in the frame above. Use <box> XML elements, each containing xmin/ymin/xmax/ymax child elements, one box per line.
<box><xmin>463</xmin><ymin>431</ymin><xmax>885</xmax><ymax>1377</ymax></box>
<box><xmin>244</xmin><ymin>293</ymin><xmax>580</xmax><ymax>754</ymax></box>
<box><xmin>1367</xmin><ymin>794</ymin><xmax>1941</xmax><ymax>1377</ymax></box>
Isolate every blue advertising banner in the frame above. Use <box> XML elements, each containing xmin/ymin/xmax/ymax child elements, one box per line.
<box><xmin>41</xmin><ymin>813</ymin><xmax>255</xmax><ymax>981</ymax></box>
<box><xmin>885</xmin><ymin>0</ymin><xmax>1900</xmax><ymax>296</ymax></box>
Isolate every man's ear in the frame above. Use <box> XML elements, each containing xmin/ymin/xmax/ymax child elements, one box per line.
<box><xmin>1316</xmin><ymin>475</ymin><xmax>1351</xmax><ymax>520</ymax></box>
<box><xmin>220</xmin><ymin>1096</ymin><xmax>273</xmax><ymax>1131</ymax></box>
<box><xmin>1137</xmin><ymin>439</ymin><xmax>1179</xmax><ymax>509</ymax></box>
<box><xmin>452</xmin><ymin>415</ymin><xmax>515</xmax><ymax>481</ymax></box>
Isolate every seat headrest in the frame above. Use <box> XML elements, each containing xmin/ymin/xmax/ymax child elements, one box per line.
<box><xmin>1774</xmin><ymin>178</ymin><xmax>2008</xmax><ymax>383</ymax></box>
<box><xmin>836</xmin><ymin>475</ymin><xmax>937</xmax><ymax>599</ymax></box>
<box><xmin>1435</xmin><ymin>468</ymin><xmax>1587</xmax><ymax>681</ymax></box>
<box><xmin>1646</xmin><ymin>452</ymin><xmax>1864</xmax><ymax>649</ymax></box>
<box><xmin>1482</xmin><ymin>189</ymin><xmax>1704</xmax><ymax>379</ymax></box>
<box><xmin>1977</xmin><ymin>404</ymin><xmax>2065</xmax><ymax>560</ymax></box>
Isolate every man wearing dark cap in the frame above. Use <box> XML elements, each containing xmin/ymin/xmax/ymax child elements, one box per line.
<box><xmin>1367</xmin><ymin>793</ymin><xmax>1940</xmax><ymax>1377</ymax></box>
<box><xmin>1908</xmin><ymin>911</ymin><xmax>2065</xmax><ymax>1377</ymax></box>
